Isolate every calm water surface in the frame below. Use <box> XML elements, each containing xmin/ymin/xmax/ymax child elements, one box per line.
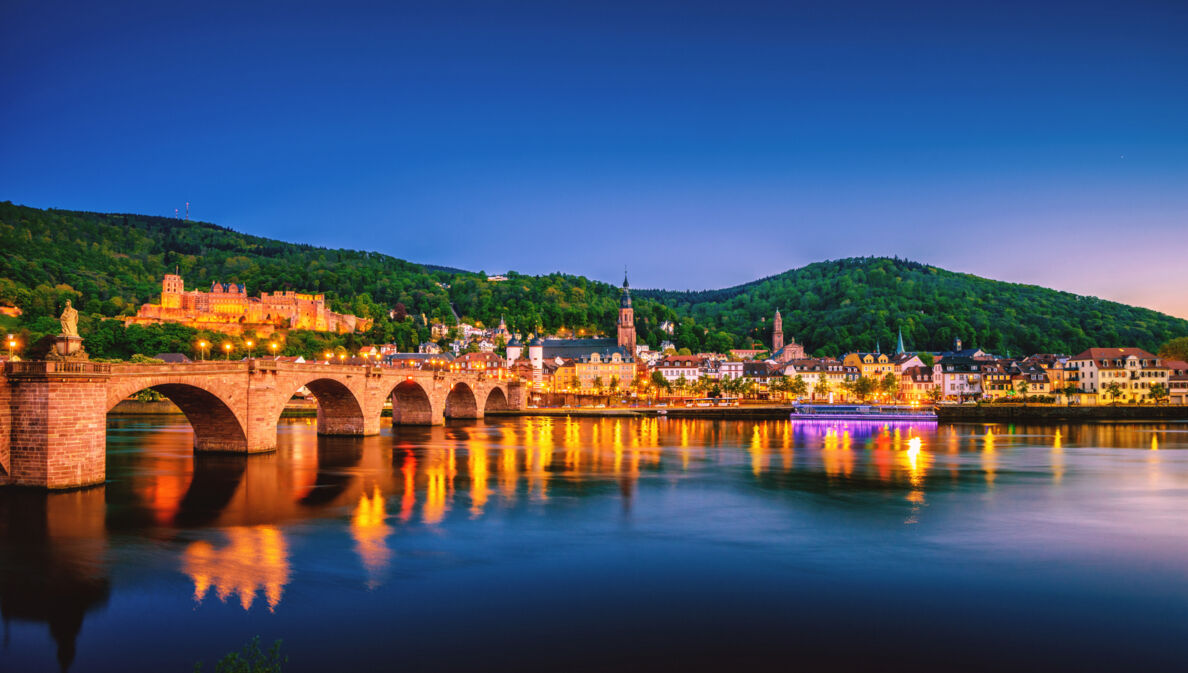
<box><xmin>2</xmin><ymin>416</ymin><xmax>1186</xmax><ymax>672</ymax></box>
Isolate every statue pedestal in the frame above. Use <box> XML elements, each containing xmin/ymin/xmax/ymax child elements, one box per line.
<box><xmin>46</xmin><ymin>335</ymin><xmax>88</xmax><ymax>361</ymax></box>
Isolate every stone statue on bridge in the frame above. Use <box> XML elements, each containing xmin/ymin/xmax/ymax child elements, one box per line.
<box><xmin>46</xmin><ymin>299</ymin><xmax>87</xmax><ymax>361</ymax></box>
<box><xmin>60</xmin><ymin>300</ymin><xmax>79</xmax><ymax>337</ymax></box>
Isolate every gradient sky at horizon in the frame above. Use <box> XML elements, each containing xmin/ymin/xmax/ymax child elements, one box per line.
<box><xmin>3</xmin><ymin>1</ymin><xmax>1186</xmax><ymax>317</ymax></box>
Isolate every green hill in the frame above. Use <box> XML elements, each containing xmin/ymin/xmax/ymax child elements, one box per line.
<box><xmin>0</xmin><ymin>202</ymin><xmax>682</xmax><ymax>358</ymax></box>
<box><xmin>1</xmin><ymin>201</ymin><xmax>1184</xmax><ymax>360</ymax></box>
<box><xmin>638</xmin><ymin>257</ymin><xmax>1188</xmax><ymax>356</ymax></box>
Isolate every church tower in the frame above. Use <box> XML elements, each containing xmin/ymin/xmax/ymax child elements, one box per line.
<box><xmin>772</xmin><ymin>309</ymin><xmax>784</xmax><ymax>353</ymax></box>
<box><xmin>617</xmin><ymin>271</ymin><xmax>636</xmax><ymax>355</ymax></box>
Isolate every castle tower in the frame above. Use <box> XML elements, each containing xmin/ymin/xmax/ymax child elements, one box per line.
<box><xmin>772</xmin><ymin>309</ymin><xmax>784</xmax><ymax>353</ymax></box>
<box><xmin>506</xmin><ymin>336</ymin><xmax>523</xmax><ymax>364</ymax></box>
<box><xmin>617</xmin><ymin>271</ymin><xmax>636</xmax><ymax>355</ymax></box>
<box><xmin>161</xmin><ymin>273</ymin><xmax>184</xmax><ymax>309</ymax></box>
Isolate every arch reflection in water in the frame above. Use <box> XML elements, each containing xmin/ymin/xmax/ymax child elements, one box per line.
<box><xmin>182</xmin><ymin>525</ymin><xmax>290</xmax><ymax>612</ymax></box>
<box><xmin>351</xmin><ymin>486</ymin><xmax>391</xmax><ymax>588</ymax></box>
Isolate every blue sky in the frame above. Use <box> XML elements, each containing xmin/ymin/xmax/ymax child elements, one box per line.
<box><xmin>3</xmin><ymin>1</ymin><xmax>1187</xmax><ymax>316</ymax></box>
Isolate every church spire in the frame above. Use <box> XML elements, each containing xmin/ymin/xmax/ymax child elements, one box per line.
<box><xmin>896</xmin><ymin>327</ymin><xmax>905</xmax><ymax>355</ymax></box>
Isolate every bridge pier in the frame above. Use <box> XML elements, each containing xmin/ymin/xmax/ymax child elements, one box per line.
<box><xmin>1</xmin><ymin>362</ymin><xmax>110</xmax><ymax>490</ymax></box>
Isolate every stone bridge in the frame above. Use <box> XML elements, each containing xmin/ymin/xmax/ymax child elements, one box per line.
<box><xmin>0</xmin><ymin>360</ymin><xmax>525</xmax><ymax>490</ymax></box>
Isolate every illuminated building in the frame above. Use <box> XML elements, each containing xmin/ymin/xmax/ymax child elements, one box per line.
<box><xmin>125</xmin><ymin>273</ymin><xmax>370</xmax><ymax>336</ymax></box>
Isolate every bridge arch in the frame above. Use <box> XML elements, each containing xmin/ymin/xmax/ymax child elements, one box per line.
<box><xmin>445</xmin><ymin>382</ymin><xmax>480</xmax><ymax>420</ymax></box>
<box><xmin>389</xmin><ymin>380</ymin><xmax>436</xmax><ymax>425</ymax></box>
<box><xmin>483</xmin><ymin>387</ymin><xmax>509</xmax><ymax>413</ymax></box>
<box><xmin>280</xmin><ymin>377</ymin><xmax>367</xmax><ymax>436</ymax></box>
<box><xmin>108</xmin><ymin>382</ymin><xmax>248</xmax><ymax>452</ymax></box>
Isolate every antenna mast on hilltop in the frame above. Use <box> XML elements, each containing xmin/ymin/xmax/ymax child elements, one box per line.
<box><xmin>174</xmin><ymin>208</ymin><xmax>180</xmax><ymax>219</ymax></box>
<box><xmin>185</xmin><ymin>202</ymin><xmax>190</xmax><ymax>220</ymax></box>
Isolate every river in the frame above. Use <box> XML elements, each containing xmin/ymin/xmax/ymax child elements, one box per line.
<box><xmin>1</xmin><ymin>417</ymin><xmax>1186</xmax><ymax>672</ymax></box>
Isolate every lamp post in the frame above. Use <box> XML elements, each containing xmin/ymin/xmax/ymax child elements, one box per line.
<box><xmin>198</xmin><ymin>340</ymin><xmax>208</xmax><ymax>361</ymax></box>
<box><xmin>269</xmin><ymin>342</ymin><xmax>278</xmax><ymax>358</ymax></box>
<box><xmin>246</xmin><ymin>340</ymin><xmax>254</xmax><ymax>359</ymax></box>
<box><xmin>324</xmin><ymin>351</ymin><xmax>333</xmax><ymax>363</ymax></box>
<box><xmin>6</xmin><ymin>334</ymin><xmax>17</xmax><ymax>360</ymax></box>
<box><xmin>223</xmin><ymin>343</ymin><xmax>232</xmax><ymax>360</ymax></box>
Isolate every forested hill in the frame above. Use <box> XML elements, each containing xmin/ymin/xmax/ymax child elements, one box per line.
<box><xmin>1</xmin><ymin>201</ymin><xmax>1184</xmax><ymax>358</ymax></box>
<box><xmin>0</xmin><ymin>202</ymin><xmax>683</xmax><ymax>352</ymax></box>
<box><xmin>637</xmin><ymin>257</ymin><xmax>1188</xmax><ymax>356</ymax></box>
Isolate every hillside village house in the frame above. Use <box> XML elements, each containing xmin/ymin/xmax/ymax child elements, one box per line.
<box><xmin>843</xmin><ymin>352</ymin><xmax>895</xmax><ymax>379</ymax></box>
<box><xmin>1166</xmin><ymin>360</ymin><xmax>1188</xmax><ymax>405</ymax></box>
<box><xmin>553</xmin><ymin>351</ymin><xmax>636</xmax><ymax>392</ymax></box>
<box><xmin>656</xmin><ymin>355</ymin><xmax>705</xmax><ymax>384</ymax></box>
<box><xmin>455</xmin><ymin>351</ymin><xmax>505</xmax><ymax>372</ymax></box>
<box><xmin>937</xmin><ymin>357</ymin><xmax>983</xmax><ymax>400</ymax></box>
<box><xmin>782</xmin><ymin>358</ymin><xmax>858</xmax><ymax>399</ymax></box>
<box><xmin>1067</xmin><ymin>348</ymin><xmax>1170</xmax><ymax>404</ymax></box>
<box><xmin>719</xmin><ymin>361</ymin><xmax>744</xmax><ymax>380</ymax></box>
<box><xmin>900</xmin><ymin>365</ymin><xmax>937</xmax><ymax>402</ymax></box>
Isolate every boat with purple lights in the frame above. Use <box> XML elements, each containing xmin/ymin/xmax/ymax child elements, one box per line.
<box><xmin>790</xmin><ymin>403</ymin><xmax>937</xmax><ymax>422</ymax></box>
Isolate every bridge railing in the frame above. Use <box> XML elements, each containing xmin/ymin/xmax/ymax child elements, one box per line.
<box><xmin>5</xmin><ymin>361</ymin><xmax>112</xmax><ymax>376</ymax></box>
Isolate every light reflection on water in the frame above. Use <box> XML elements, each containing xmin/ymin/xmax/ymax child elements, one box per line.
<box><xmin>1</xmin><ymin>417</ymin><xmax>1187</xmax><ymax>672</ymax></box>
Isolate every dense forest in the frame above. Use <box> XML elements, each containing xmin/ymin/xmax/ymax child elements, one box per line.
<box><xmin>1</xmin><ymin>202</ymin><xmax>1184</xmax><ymax>360</ymax></box>
<box><xmin>639</xmin><ymin>257</ymin><xmax>1188</xmax><ymax>356</ymax></box>
<box><xmin>0</xmin><ymin>202</ymin><xmax>689</xmax><ymax>358</ymax></box>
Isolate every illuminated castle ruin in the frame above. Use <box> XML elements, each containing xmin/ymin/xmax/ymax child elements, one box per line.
<box><xmin>126</xmin><ymin>274</ymin><xmax>370</xmax><ymax>336</ymax></box>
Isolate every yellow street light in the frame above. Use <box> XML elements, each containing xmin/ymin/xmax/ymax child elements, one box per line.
<box><xmin>245</xmin><ymin>340</ymin><xmax>255</xmax><ymax>359</ymax></box>
<box><xmin>223</xmin><ymin>342</ymin><xmax>232</xmax><ymax>360</ymax></box>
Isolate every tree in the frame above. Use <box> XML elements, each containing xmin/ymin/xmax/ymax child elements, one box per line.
<box><xmin>1015</xmin><ymin>380</ymin><xmax>1030</xmax><ymax>406</ymax></box>
<box><xmin>788</xmin><ymin>375</ymin><xmax>808</xmax><ymax>400</ymax></box>
<box><xmin>1103</xmin><ymin>381</ymin><xmax>1124</xmax><ymax>406</ymax></box>
<box><xmin>608</xmin><ymin>375</ymin><xmax>620</xmax><ymax>392</ymax></box>
<box><xmin>1158</xmin><ymin>336</ymin><xmax>1188</xmax><ymax>363</ymax></box>
<box><xmin>853</xmin><ymin>376</ymin><xmax>877</xmax><ymax>402</ymax></box>
<box><xmin>814</xmin><ymin>379</ymin><xmax>831</xmax><ymax>400</ymax></box>
<box><xmin>926</xmin><ymin>387</ymin><xmax>942</xmax><ymax>403</ymax></box>
<box><xmin>879</xmin><ymin>373</ymin><xmax>899</xmax><ymax>400</ymax></box>
<box><xmin>767</xmin><ymin>375</ymin><xmax>786</xmax><ymax>399</ymax></box>
<box><xmin>651</xmin><ymin>370</ymin><xmax>668</xmax><ymax>389</ymax></box>
<box><xmin>1149</xmin><ymin>382</ymin><xmax>1169</xmax><ymax>405</ymax></box>
<box><xmin>1061</xmin><ymin>383</ymin><xmax>1080</xmax><ymax>406</ymax></box>
<box><xmin>591</xmin><ymin>376</ymin><xmax>604</xmax><ymax>393</ymax></box>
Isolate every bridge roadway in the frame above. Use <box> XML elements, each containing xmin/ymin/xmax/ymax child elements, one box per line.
<box><xmin>0</xmin><ymin>359</ymin><xmax>526</xmax><ymax>490</ymax></box>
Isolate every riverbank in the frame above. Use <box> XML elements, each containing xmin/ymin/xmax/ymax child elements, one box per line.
<box><xmin>935</xmin><ymin>404</ymin><xmax>1188</xmax><ymax>422</ymax></box>
<box><xmin>490</xmin><ymin>403</ymin><xmax>1188</xmax><ymax>423</ymax></box>
<box><xmin>488</xmin><ymin>405</ymin><xmax>797</xmax><ymax>420</ymax></box>
<box><xmin>111</xmin><ymin>400</ymin><xmax>1188</xmax><ymax>423</ymax></box>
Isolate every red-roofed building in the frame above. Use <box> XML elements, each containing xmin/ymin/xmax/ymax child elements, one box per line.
<box><xmin>1164</xmin><ymin>360</ymin><xmax>1188</xmax><ymax>405</ymax></box>
<box><xmin>656</xmin><ymin>355</ymin><xmax>706</xmax><ymax>383</ymax></box>
<box><xmin>1068</xmin><ymin>348</ymin><xmax>1169</xmax><ymax>404</ymax></box>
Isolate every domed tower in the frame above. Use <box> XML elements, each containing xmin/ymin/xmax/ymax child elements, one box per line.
<box><xmin>617</xmin><ymin>271</ymin><xmax>636</xmax><ymax>355</ymax></box>
<box><xmin>529</xmin><ymin>336</ymin><xmax>544</xmax><ymax>370</ymax></box>
<box><xmin>506</xmin><ymin>336</ymin><xmax>523</xmax><ymax>364</ymax></box>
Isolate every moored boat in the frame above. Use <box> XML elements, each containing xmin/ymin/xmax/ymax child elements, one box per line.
<box><xmin>790</xmin><ymin>403</ymin><xmax>937</xmax><ymax>421</ymax></box>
